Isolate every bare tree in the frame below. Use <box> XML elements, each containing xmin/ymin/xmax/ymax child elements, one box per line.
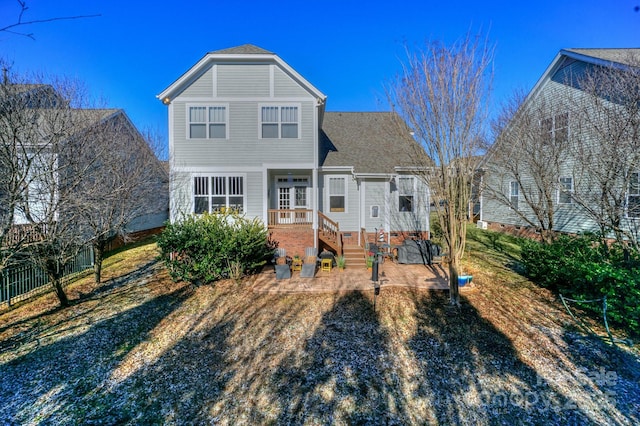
<box><xmin>484</xmin><ymin>90</ymin><xmax>572</xmax><ymax>243</ymax></box>
<box><xmin>387</xmin><ymin>33</ymin><xmax>493</xmax><ymax>305</ymax></box>
<box><xmin>71</xmin><ymin>117</ymin><xmax>168</xmax><ymax>283</ymax></box>
<box><xmin>10</xmin><ymin>86</ymin><xmax>97</xmax><ymax>306</ymax></box>
<box><xmin>567</xmin><ymin>54</ymin><xmax>640</xmax><ymax>250</ymax></box>
<box><xmin>1</xmin><ymin>1</ymin><xmax>100</xmax><ymax>40</ymax></box>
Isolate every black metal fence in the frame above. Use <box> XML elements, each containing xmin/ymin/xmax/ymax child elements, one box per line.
<box><xmin>1</xmin><ymin>246</ymin><xmax>94</xmax><ymax>307</ymax></box>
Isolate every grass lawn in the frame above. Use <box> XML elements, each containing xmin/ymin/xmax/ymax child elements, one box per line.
<box><xmin>0</xmin><ymin>231</ymin><xmax>639</xmax><ymax>425</ymax></box>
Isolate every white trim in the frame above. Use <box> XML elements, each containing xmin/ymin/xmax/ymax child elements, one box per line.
<box><xmin>325</xmin><ymin>174</ymin><xmax>349</xmax><ymax>214</ymax></box>
<box><xmin>191</xmin><ymin>173</ymin><xmax>247</xmax><ymax>214</ymax></box>
<box><xmin>258</xmin><ymin>103</ymin><xmax>301</xmax><ymax>139</ymax></box>
<box><xmin>397</xmin><ymin>175</ymin><xmax>417</xmax><ymax>213</ymax></box>
<box><xmin>174</xmin><ymin>165</ymin><xmax>264</xmax><ymax>173</ymax></box>
<box><xmin>185</xmin><ymin>103</ymin><xmax>229</xmax><ymax>140</ymax></box>
<box><xmin>269</xmin><ymin>64</ymin><xmax>275</xmax><ymax>98</ymax></box>
<box><xmin>557</xmin><ymin>176</ymin><xmax>574</xmax><ymax>205</ymax></box>
<box><xmin>212</xmin><ymin>64</ymin><xmax>218</xmax><ymax>97</ymax></box>
<box><xmin>158</xmin><ymin>52</ymin><xmax>327</xmax><ymax>102</ymax></box>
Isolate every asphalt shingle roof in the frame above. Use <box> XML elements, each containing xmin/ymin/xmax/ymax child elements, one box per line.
<box><xmin>209</xmin><ymin>44</ymin><xmax>273</xmax><ymax>55</ymax></box>
<box><xmin>320</xmin><ymin>112</ymin><xmax>429</xmax><ymax>174</ymax></box>
<box><xmin>565</xmin><ymin>48</ymin><xmax>640</xmax><ymax>67</ymax></box>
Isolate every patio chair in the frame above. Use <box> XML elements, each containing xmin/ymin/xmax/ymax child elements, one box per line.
<box><xmin>273</xmin><ymin>248</ymin><xmax>288</xmax><ymax>265</ymax></box>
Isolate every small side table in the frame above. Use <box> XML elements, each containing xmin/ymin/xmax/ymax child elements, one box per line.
<box><xmin>321</xmin><ymin>258</ymin><xmax>332</xmax><ymax>272</ymax></box>
<box><xmin>292</xmin><ymin>258</ymin><xmax>303</xmax><ymax>271</ymax></box>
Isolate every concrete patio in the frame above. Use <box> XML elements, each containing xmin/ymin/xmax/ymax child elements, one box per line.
<box><xmin>250</xmin><ymin>260</ymin><xmax>451</xmax><ymax>294</ymax></box>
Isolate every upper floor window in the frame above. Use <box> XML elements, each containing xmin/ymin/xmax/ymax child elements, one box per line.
<box><xmin>194</xmin><ymin>175</ymin><xmax>244</xmax><ymax>214</ymax></box>
<box><xmin>189</xmin><ymin>106</ymin><xmax>227</xmax><ymax>139</ymax></box>
<box><xmin>261</xmin><ymin>105</ymin><xmax>299</xmax><ymax>139</ymax></box>
<box><xmin>398</xmin><ymin>177</ymin><xmax>415</xmax><ymax>212</ymax></box>
<box><xmin>541</xmin><ymin>113</ymin><xmax>568</xmax><ymax>145</ymax></box>
<box><xmin>628</xmin><ymin>172</ymin><xmax>640</xmax><ymax>218</ymax></box>
<box><xmin>510</xmin><ymin>181</ymin><xmax>519</xmax><ymax>210</ymax></box>
<box><xmin>328</xmin><ymin>176</ymin><xmax>346</xmax><ymax>212</ymax></box>
<box><xmin>558</xmin><ymin>176</ymin><xmax>574</xmax><ymax>204</ymax></box>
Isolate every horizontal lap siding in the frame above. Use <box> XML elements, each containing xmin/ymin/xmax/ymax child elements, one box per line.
<box><xmin>389</xmin><ymin>178</ymin><xmax>429</xmax><ymax>233</ymax></box>
<box><xmin>274</xmin><ymin>67</ymin><xmax>312</xmax><ymax>97</ymax></box>
<box><xmin>173</xmin><ymin>101</ymin><xmax>315</xmax><ymax>167</ymax></box>
<box><xmin>217</xmin><ymin>65</ymin><xmax>270</xmax><ymax>97</ymax></box>
<box><xmin>181</xmin><ymin>66</ymin><xmax>213</xmax><ymax>97</ymax></box>
<box><xmin>364</xmin><ymin>180</ymin><xmax>387</xmax><ymax>231</ymax></box>
<box><xmin>170</xmin><ymin>170</ymin><xmax>265</xmax><ymax>223</ymax></box>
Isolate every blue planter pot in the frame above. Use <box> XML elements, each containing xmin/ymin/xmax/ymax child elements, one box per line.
<box><xmin>458</xmin><ymin>275</ymin><xmax>473</xmax><ymax>287</ymax></box>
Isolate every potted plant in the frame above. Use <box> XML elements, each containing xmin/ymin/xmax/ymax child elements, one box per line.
<box><xmin>366</xmin><ymin>254</ymin><xmax>375</xmax><ymax>269</ymax></box>
<box><xmin>336</xmin><ymin>255</ymin><xmax>346</xmax><ymax>270</ymax></box>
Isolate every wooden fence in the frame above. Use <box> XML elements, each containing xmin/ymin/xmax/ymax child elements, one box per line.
<box><xmin>1</xmin><ymin>246</ymin><xmax>94</xmax><ymax>307</ymax></box>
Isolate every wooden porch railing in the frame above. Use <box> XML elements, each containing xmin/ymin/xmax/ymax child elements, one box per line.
<box><xmin>318</xmin><ymin>211</ymin><xmax>342</xmax><ymax>255</ymax></box>
<box><xmin>268</xmin><ymin>209</ymin><xmax>313</xmax><ymax>228</ymax></box>
<box><xmin>360</xmin><ymin>227</ymin><xmax>367</xmax><ymax>249</ymax></box>
<box><xmin>3</xmin><ymin>223</ymin><xmax>47</xmax><ymax>248</ymax></box>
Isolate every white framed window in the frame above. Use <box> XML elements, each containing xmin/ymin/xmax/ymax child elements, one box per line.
<box><xmin>541</xmin><ymin>112</ymin><xmax>568</xmax><ymax>145</ymax></box>
<box><xmin>398</xmin><ymin>176</ymin><xmax>415</xmax><ymax>212</ymax></box>
<box><xmin>260</xmin><ymin>105</ymin><xmax>299</xmax><ymax>139</ymax></box>
<box><xmin>628</xmin><ymin>172</ymin><xmax>640</xmax><ymax>218</ymax></box>
<box><xmin>510</xmin><ymin>181</ymin><xmax>519</xmax><ymax>210</ymax></box>
<box><xmin>558</xmin><ymin>176</ymin><xmax>573</xmax><ymax>204</ymax></box>
<box><xmin>327</xmin><ymin>176</ymin><xmax>346</xmax><ymax>212</ymax></box>
<box><xmin>188</xmin><ymin>105</ymin><xmax>227</xmax><ymax>139</ymax></box>
<box><xmin>193</xmin><ymin>175</ymin><xmax>244</xmax><ymax>214</ymax></box>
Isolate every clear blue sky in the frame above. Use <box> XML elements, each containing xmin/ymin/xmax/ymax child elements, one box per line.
<box><xmin>2</xmin><ymin>0</ymin><xmax>639</xmax><ymax>148</ymax></box>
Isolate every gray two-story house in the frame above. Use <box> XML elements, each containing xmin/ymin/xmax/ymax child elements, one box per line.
<box><xmin>158</xmin><ymin>44</ymin><xmax>431</xmax><ymax>258</ymax></box>
<box><xmin>482</xmin><ymin>48</ymin><xmax>640</xmax><ymax>244</ymax></box>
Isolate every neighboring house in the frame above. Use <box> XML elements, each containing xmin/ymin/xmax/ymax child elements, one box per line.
<box><xmin>481</xmin><ymin>48</ymin><xmax>640</xmax><ymax>240</ymax></box>
<box><xmin>158</xmin><ymin>44</ymin><xmax>431</xmax><ymax>256</ymax></box>
<box><xmin>2</xmin><ymin>83</ymin><xmax>168</xmax><ymax>244</ymax></box>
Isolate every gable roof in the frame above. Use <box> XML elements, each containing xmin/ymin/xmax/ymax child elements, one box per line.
<box><xmin>320</xmin><ymin>112</ymin><xmax>429</xmax><ymax>175</ymax></box>
<box><xmin>563</xmin><ymin>48</ymin><xmax>640</xmax><ymax>68</ymax></box>
<box><xmin>527</xmin><ymin>48</ymin><xmax>640</xmax><ymax>104</ymax></box>
<box><xmin>158</xmin><ymin>44</ymin><xmax>326</xmax><ymax>104</ymax></box>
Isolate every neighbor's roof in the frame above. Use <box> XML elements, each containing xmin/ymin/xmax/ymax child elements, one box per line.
<box><xmin>320</xmin><ymin>112</ymin><xmax>429</xmax><ymax>174</ymax></box>
<box><xmin>564</xmin><ymin>48</ymin><xmax>640</xmax><ymax>67</ymax></box>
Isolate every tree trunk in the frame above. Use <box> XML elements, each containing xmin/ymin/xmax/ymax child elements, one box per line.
<box><xmin>48</xmin><ymin>271</ymin><xmax>69</xmax><ymax>307</ymax></box>
<box><xmin>448</xmin><ymin>256</ymin><xmax>460</xmax><ymax>306</ymax></box>
<box><xmin>94</xmin><ymin>240</ymin><xmax>106</xmax><ymax>283</ymax></box>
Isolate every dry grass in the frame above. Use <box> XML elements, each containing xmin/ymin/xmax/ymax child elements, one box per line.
<box><xmin>0</xmin><ymin>236</ymin><xmax>638</xmax><ymax>425</ymax></box>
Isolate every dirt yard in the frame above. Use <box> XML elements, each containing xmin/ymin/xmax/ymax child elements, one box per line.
<box><xmin>0</xmin><ymin>240</ymin><xmax>638</xmax><ymax>425</ymax></box>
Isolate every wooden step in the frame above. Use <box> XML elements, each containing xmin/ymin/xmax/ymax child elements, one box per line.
<box><xmin>342</xmin><ymin>245</ymin><xmax>367</xmax><ymax>268</ymax></box>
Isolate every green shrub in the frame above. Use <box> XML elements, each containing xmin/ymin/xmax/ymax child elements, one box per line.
<box><xmin>156</xmin><ymin>211</ymin><xmax>277</xmax><ymax>285</ymax></box>
<box><xmin>520</xmin><ymin>234</ymin><xmax>640</xmax><ymax>336</ymax></box>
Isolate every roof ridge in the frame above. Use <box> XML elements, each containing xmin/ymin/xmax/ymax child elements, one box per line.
<box><xmin>208</xmin><ymin>44</ymin><xmax>273</xmax><ymax>55</ymax></box>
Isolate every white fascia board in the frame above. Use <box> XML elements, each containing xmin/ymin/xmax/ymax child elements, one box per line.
<box><xmin>172</xmin><ymin>166</ymin><xmax>264</xmax><ymax>173</ymax></box>
<box><xmin>561</xmin><ymin>49</ymin><xmax>632</xmax><ymax>72</ymax></box>
<box><xmin>262</xmin><ymin>162</ymin><xmax>315</xmax><ymax>170</ymax></box>
<box><xmin>319</xmin><ymin>166</ymin><xmax>354</xmax><ymax>173</ymax></box>
<box><xmin>353</xmin><ymin>172</ymin><xmax>395</xmax><ymax>179</ymax></box>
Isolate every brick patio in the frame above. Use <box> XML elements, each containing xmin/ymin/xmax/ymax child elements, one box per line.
<box><xmin>250</xmin><ymin>260</ymin><xmax>452</xmax><ymax>294</ymax></box>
